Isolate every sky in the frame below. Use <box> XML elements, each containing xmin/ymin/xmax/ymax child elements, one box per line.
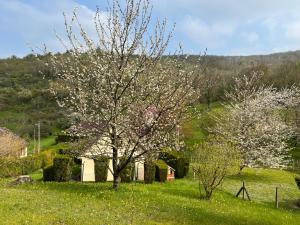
<box><xmin>1</xmin><ymin>0</ymin><xmax>300</xmax><ymax>58</ymax></box>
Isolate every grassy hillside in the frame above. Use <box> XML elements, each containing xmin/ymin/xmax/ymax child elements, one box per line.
<box><xmin>0</xmin><ymin>168</ymin><xmax>299</xmax><ymax>225</ymax></box>
<box><xmin>1</xmin><ymin>50</ymin><xmax>300</xmax><ymax>141</ymax></box>
<box><xmin>0</xmin><ymin>56</ymin><xmax>69</xmax><ymax>140</ymax></box>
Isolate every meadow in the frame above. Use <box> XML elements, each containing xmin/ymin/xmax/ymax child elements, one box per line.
<box><xmin>0</xmin><ymin>168</ymin><xmax>299</xmax><ymax>225</ymax></box>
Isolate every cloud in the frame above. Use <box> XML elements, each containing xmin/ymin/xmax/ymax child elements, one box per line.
<box><xmin>1</xmin><ymin>0</ymin><xmax>300</xmax><ymax>57</ymax></box>
<box><xmin>241</xmin><ymin>32</ymin><xmax>259</xmax><ymax>43</ymax></box>
<box><xmin>152</xmin><ymin>0</ymin><xmax>300</xmax><ymax>55</ymax></box>
<box><xmin>285</xmin><ymin>21</ymin><xmax>300</xmax><ymax>40</ymax></box>
<box><xmin>179</xmin><ymin>16</ymin><xmax>236</xmax><ymax>49</ymax></box>
<box><xmin>0</xmin><ymin>0</ymin><xmax>102</xmax><ymax>57</ymax></box>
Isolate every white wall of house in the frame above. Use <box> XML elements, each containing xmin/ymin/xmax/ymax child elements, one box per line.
<box><xmin>107</xmin><ymin>159</ymin><xmax>114</xmax><ymax>181</ymax></box>
<box><xmin>134</xmin><ymin>162</ymin><xmax>144</xmax><ymax>181</ymax></box>
<box><xmin>81</xmin><ymin>157</ymin><xmax>96</xmax><ymax>182</ymax></box>
<box><xmin>80</xmin><ymin>158</ymin><xmax>145</xmax><ymax>182</ymax></box>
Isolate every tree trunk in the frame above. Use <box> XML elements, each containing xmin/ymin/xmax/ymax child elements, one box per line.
<box><xmin>113</xmin><ymin>174</ymin><xmax>121</xmax><ymax>190</ymax></box>
<box><xmin>205</xmin><ymin>190</ymin><xmax>213</xmax><ymax>200</ymax></box>
<box><xmin>237</xmin><ymin>165</ymin><xmax>246</xmax><ymax>175</ymax></box>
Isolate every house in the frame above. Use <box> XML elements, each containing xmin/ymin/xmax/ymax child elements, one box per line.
<box><xmin>79</xmin><ymin>136</ymin><xmax>146</xmax><ymax>182</ymax></box>
<box><xmin>0</xmin><ymin>127</ymin><xmax>27</xmax><ymax>158</ymax></box>
<box><xmin>80</xmin><ymin>156</ymin><xmax>145</xmax><ymax>182</ymax></box>
<box><xmin>66</xmin><ymin>124</ymin><xmax>174</xmax><ymax>182</ymax></box>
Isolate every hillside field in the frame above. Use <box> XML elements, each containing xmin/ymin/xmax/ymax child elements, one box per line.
<box><xmin>0</xmin><ymin>168</ymin><xmax>299</xmax><ymax>225</ymax></box>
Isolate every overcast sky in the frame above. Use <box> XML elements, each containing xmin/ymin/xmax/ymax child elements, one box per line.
<box><xmin>1</xmin><ymin>0</ymin><xmax>300</xmax><ymax>58</ymax></box>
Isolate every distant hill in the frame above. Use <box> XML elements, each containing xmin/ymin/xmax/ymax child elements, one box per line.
<box><xmin>0</xmin><ymin>50</ymin><xmax>299</xmax><ymax>138</ymax></box>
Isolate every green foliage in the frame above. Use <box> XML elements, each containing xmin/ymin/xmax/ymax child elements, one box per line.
<box><xmin>94</xmin><ymin>157</ymin><xmax>109</xmax><ymax>182</ymax></box>
<box><xmin>40</xmin><ymin>150</ymin><xmax>56</xmax><ymax>168</ymax></box>
<box><xmin>295</xmin><ymin>175</ymin><xmax>300</xmax><ymax>189</ymax></box>
<box><xmin>0</xmin><ymin>150</ymin><xmax>56</xmax><ymax>178</ymax></box>
<box><xmin>0</xmin><ymin>157</ymin><xmax>22</xmax><ymax>177</ymax></box>
<box><xmin>20</xmin><ymin>155</ymin><xmax>43</xmax><ymax>174</ymax></box>
<box><xmin>50</xmin><ymin>155</ymin><xmax>74</xmax><ymax>182</ymax></box>
<box><xmin>159</xmin><ymin>149</ymin><xmax>189</xmax><ymax>178</ymax></box>
<box><xmin>71</xmin><ymin>164</ymin><xmax>82</xmax><ymax>181</ymax></box>
<box><xmin>144</xmin><ymin>161</ymin><xmax>156</xmax><ymax>184</ymax></box>
<box><xmin>43</xmin><ymin>165</ymin><xmax>56</xmax><ymax>182</ymax></box>
<box><xmin>55</xmin><ymin>134</ymin><xmax>78</xmax><ymax>144</ymax></box>
<box><xmin>155</xmin><ymin>160</ymin><xmax>168</xmax><ymax>182</ymax></box>
<box><xmin>192</xmin><ymin>136</ymin><xmax>241</xmax><ymax>199</ymax></box>
<box><xmin>0</xmin><ymin>56</ymin><xmax>69</xmax><ymax>140</ymax></box>
<box><xmin>119</xmin><ymin>158</ymin><xmax>135</xmax><ymax>183</ymax></box>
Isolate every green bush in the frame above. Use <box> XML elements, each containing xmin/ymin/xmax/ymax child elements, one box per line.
<box><xmin>120</xmin><ymin>158</ymin><xmax>135</xmax><ymax>183</ymax></box>
<box><xmin>295</xmin><ymin>175</ymin><xmax>300</xmax><ymax>189</ymax></box>
<box><xmin>43</xmin><ymin>165</ymin><xmax>55</xmax><ymax>181</ymax></box>
<box><xmin>0</xmin><ymin>157</ymin><xmax>22</xmax><ymax>177</ymax></box>
<box><xmin>159</xmin><ymin>149</ymin><xmax>189</xmax><ymax>178</ymax></box>
<box><xmin>72</xmin><ymin>164</ymin><xmax>82</xmax><ymax>181</ymax></box>
<box><xmin>21</xmin><ymin>155</ymin><xmax>43</xmax><ymax>174</ymax></box>
<box><xmin>55</xmin><ymin>134</ymin><xmax>78</xmax><ymax>144</ymax></box>
<box><xmin>94</xmin><ymin>157</ymin><xmax>109</xmax><ymax>182</ymax></box>
<box><xmin>155</xmin><ymin>160</ymin><xmax>168</xmax><ymax>182</ymax></box>
<box><xmin>40</xmin><ymin>150</ymin><xmax>56</xmax><ymax>168</ymax></box>
<box><xmin>0</xmin><ymin>150</ymin><xmax>56</xmax><ymax>178</ymax></box>
<box><xmin>51</xmin><ymin>155</ymin><xmax>74</xmax><ymax>182</ymax></box>
<box><xmin>144</xmin><ymin>161</ymin><xmax>156</xmax><ymax>184</ymax></box>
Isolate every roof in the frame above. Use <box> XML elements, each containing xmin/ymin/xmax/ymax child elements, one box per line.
<box><xmin>0</xmin><ymin>127</ymin><xmax>26</xmax><ymax>144</ymax></box>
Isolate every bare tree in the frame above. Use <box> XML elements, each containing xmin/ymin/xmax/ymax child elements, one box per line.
<box><xmin>44</xmin><ymin>0</ymin><xmax>197</xmax><ymax>189</ymax></box>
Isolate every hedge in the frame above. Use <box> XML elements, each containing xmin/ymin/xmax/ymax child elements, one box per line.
<box><xmin>0</xmin><ymin>150</ymin><xmax>56</xmax><ymax>178</ymax></box>
<box><xmin>159</xmin><ymin>149</ymin><xmax>189</xmax><ymax>178</ymax></box>
<box><xmin>55</xmin><ymin>134</ymin><xmax>78</xmax><ymax>144</ymax></box>
<box><xmin>72</xmin><ymin>164</ymin><xmax>82</xmax><ymax>181</ymax></box>
<box><xmin>155</xmin><ymin>160</ymin><xmax>168</xmax><ymax>182</ymax></box>
<box><xmin>295</xmin><ymin>175</ymin><xmax>300</xmax><ymax>189</ymax></box>
<box><xmin>94</xmin><ymin>157</ymin><xmax>109</xmax><ymax>182</ymax></box>
<box><xmin>0</xmin><ymin>157</ymin><xmax>22</xmax><ymax>178</ymax></box>
<box><xmin>43</xmin><ymin>165</ymin><xmax>56</xmax><ymax>181</ymax></box>
<box><xmin>144</xmin><ymin>161</ymin><xmax>156</xmax><ymax>184</ymax></box>
<box><xmin>120</xmin><ymin>158</ymin><xmax>135</xmax><ymax>183</ymax></box>
<box><xmin>40</xmin><ymin>150</ymin><xmax>56</xmax><ymax>168</ymax></box>
<box><xmin>51</xmin><ymin>155</ymin><xmax>74</xmax><ymax>182</ymax></box>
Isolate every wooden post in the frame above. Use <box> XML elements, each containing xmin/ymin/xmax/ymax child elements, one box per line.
<box><xmin>236</xmin><ymin>181</ymin><xmax>251</xmax><ymax>201</ymax></box>
<box><xmin>275</xmin><ymin>187</ymin><xmax>279</xmax><ymax>208</ymax></box>
<box><xmin>242</xmin><ymin>181</ymin><xmax>245</xmax><ymax>200</ymax></box>
<box><xmin>37</xmin><ymin>122</ymin><xmax>40</xmax><ymax>154</ymax></box>
<box><xmin>33</xmin><ymin>126</ymin><xmax>36</xmax><ymax>154</ymax></box>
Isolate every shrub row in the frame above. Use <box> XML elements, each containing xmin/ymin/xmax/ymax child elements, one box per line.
<box><xmin>155</xmin><ymin>160</ymin><xmax>168</xmax><ymax>182</ymax></box>
<box><xmin>55</xmin><ymin>134</ymin><xmax>78</xmax><ymax>144</ymax></box>
<box><xmin>295</xmin><ymin>175</ymin><xmax>300</xmax><ymax>189</ymax></box>
<box><xmin>0</xmin><ymin>150</ymin><xmax>56</xmax><ymax>178</ymax></box>
<box><xmin>43</xmin><ymin>155</ymin><xmax>74</xmax><ymax>182</ymax></box>
<box><xmin>159</xmin><ymin>149</ymin><xmax>189</xmax><ymax>178</ymax></box>
<box><xmin>120</xmin><ymin>158</ymin><xmax>135</xmax><ymax>183</ymax></box>
<box><xmin>94</xmin><ymin>157</ymin><xmax>109</xmax><ymax>182</ymax></box>
<box><xmin>144</xmin><ymin>161</ymin><xmax>156</xmax><ymax>184</ymax></box>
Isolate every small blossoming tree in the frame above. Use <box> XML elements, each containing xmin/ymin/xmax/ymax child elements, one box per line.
<box><xmin>212</xmin><ymin>72</ymin><xmax>300</xmax><ymax>169</ymax></box>
<box><xmin>192</xmin><ymin>136</ymin><xmax>240</xmax><ymax>200</ymax></box>
<box><xmin>44</xmin><ymin>0</ymin><xmax>197</xmax><ymax>189</ymax></box>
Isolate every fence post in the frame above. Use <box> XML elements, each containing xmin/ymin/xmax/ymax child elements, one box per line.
<box><xmin>242</xmin><ymin>181</ymin><xmax>245</xmax><ymax>200</ymax></box>
<box><xmin>275</xmin><ymin>187</ymin><xmax>279</xmax><ymax>208</ymax></box>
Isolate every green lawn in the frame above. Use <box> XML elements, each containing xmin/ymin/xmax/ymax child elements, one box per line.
<box><xmin>0</xmin><ymin>168</ymin><xmax>299</xmax><ymax>225</ymax></box>
<box><xmin>28</xmin><ymin>136</ymin><xmax>57</xmax><ymax>154</ymax></box>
